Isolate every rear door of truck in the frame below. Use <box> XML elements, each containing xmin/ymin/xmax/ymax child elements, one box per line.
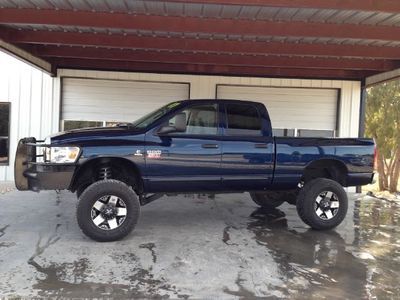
<box><xmin>219</xmin><ymin>102</ymin><xmax>274</xmax><ymax>190</ymax></box>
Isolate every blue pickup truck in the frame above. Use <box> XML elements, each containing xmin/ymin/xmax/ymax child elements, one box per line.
<box><xmin>15</xmin><ymin>99</ymin><xmax>375</xmax><ymax>241</ymax></box>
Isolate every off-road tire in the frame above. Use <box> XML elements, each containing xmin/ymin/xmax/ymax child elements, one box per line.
<box><xmin>77</xmin><ymin>180</ymin><xmax>140</xmax><ymax>242</ymax></box>
<box><xmin>296</xmin><ymin>178</ymin><xmax>348</xmax><ymax>230</ymax></box>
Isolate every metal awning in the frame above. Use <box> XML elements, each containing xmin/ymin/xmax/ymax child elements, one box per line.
<box><xmin>1</xmin><ymin>0</ymin><xmax>400</xmax><ymax>80</ymax></box>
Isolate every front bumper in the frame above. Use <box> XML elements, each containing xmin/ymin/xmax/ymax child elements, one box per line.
<box><xmin>14</xmin><ymin>138</ymin><xmax>75</xmax><ymax>191</ymax></box>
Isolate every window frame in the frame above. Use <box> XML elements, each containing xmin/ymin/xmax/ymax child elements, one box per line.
<box><xmin>163</xmin><ymin>102</ymin><xmax>221</xmax><ymax>137</ymax></box>
<box><xmin>0</xmin><ymin>102</ymin><xmax>11</xmax><ymax>166</ymax></box>
<box><xmin>223</xmin><ymin>102</ymin><xmax>263</xmax><ymax>136</ymax></box>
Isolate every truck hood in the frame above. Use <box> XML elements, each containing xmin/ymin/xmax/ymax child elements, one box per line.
<box><xmin>49</xmin><ymin>125</ymin><xmax>145</xmax><ymax>146</ymax></box>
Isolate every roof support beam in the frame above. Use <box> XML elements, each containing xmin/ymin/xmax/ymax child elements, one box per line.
<box><xmin>5</xmin><ymin>28</ymin><xmax>400</xmax><ymax>60</ymax></box>
<box><xmin>167</xmin><ymin>0</ymin><xmax>400</xmax><ymax>14</ymax></box>
<box><xmin>29</xmin><ymin>45</ymin><xmax>398</xmax><ymax>71</ymax></box>
<box><xmin>50</xmin><ymin>57</ymin><xmax>376</xmax><ymax>80</ymax></box>
<box><xmin>366</xmin><ymin>68</ymin><xmax>400</xmax><ymax>86</ymax></box>
<box><xmin>1</xmin><ymin>8</ymin><xmax>400</xmax><ymax>42</ymax></box>
<box><xmin>0</xmin><ymin>39</ymin><xmax>52</xmax><ymax>74</ymax></box>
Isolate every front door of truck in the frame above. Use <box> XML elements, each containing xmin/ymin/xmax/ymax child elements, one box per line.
<box><xmin>220</xmin><ymin>102</ymin><xmax>274</xmax><ymax>190</ymax></box>
<box><xmin>144</xmin><ymin>102</ymin><xmax>222</xmax><ymax>193</ymax></box>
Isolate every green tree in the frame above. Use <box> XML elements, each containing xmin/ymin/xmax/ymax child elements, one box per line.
<box><xmin>365</xmin><ymin>80</ymin><xmax>400</xmax><ymax>192</ymax></box>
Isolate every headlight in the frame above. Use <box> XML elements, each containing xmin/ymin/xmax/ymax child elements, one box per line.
<box><xmin>45</xmin><ymin>146</ymin><xmax>80</xmax><ymax>163</ymax></box>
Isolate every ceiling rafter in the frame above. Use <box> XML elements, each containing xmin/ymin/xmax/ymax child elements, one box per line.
<box><xmin>27</xmin><ymin>44</ymin><xmax>399</xmax><ymax>71</ymax></box>
<box><xmin>49</xmin><ymin>57</ymin><xmax>376</xmax><ymax>80</ymax></box>
<box><xmin>1</xmin><ymin>8</ymin><xmax>400</xmax><ymax>42</ymax></box>
<box><xmin>3</xmin><ymin>27</ymin><xmax>400</xmax><ymax>60</ymax></box>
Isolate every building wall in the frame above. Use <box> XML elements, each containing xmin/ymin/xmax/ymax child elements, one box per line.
<box><xmin>0</xmin><ymin>60</ymin><xmax>362</xmax><ymax>181</ymax></box>
<box><xmin>58</xmin><ymin>69</ymin><xmax>361</xmax><ymax>137</ymax></box>
<box><xmin>0</xmin><ymin>51</ymin><xmax>56</xmax><ymax>181</ymax></box>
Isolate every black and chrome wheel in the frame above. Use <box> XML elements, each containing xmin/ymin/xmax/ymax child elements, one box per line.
<box><xmin>91</xmin><ymin>195</ymin><xmax>127</xmax><ymax>230</ymax></box>
<box><xmin>77</xmin><ymin>180</ymin><xmax>140</xmax><ymax>242</ymax></box>
<box><xmin>314</xmin><ymin>191</ymin><xmax>340</xmax><ymax>220</ymax></box>
<box><xmin>296</xmin><ymin>178</ymin><xmax>348</xmax><ymax>230</ymax></box>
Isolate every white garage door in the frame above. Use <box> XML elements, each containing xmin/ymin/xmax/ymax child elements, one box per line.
<box><xmin>61</xmin><ymin>78</ymin><xmax>189</xmax><ymax>130</ymax></box>
<box><xmin>217</xmin><ymin>85</ymin><xmax>338</xmax><ymax>137</ymax></box>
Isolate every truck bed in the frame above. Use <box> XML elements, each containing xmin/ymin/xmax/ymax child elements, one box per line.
<box><xmin>273</xmin><ymin>137</ymin><xmax>375</xmax><ymax>188</ymax></box>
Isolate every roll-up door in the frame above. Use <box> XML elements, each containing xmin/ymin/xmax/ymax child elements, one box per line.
<box><xmin>61</xmin><ymin>78</ymin><xmax>189</xmax><ymax>129</ymax></box>
<box><xmin>217</xmin><ymin>85</ymin><xmax>339</xmax><ymax>137</ymax></box>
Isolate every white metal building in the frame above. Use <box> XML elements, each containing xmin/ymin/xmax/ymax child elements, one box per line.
<box><xmin>0</xmin><ymin>50</ymin><xmax>362</xmax><ymax>181</ymax></box>
<box><xmin>1</xmin><ymin>1</ymin><xmax>399</xmax><ymax>183</ymax></box>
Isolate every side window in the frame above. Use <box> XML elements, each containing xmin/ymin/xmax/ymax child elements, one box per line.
<box><xmin>169</xmin><ymin>104</ymin><xmax>218</xmax><ymax>135</ymax></box>
<box><xmin>0</xmin><ymin>103</ymin><xmax>10</xmax><ymax>165</ymax></box>
<box><xmin>298</xmin><ymin>129</ymin><xmax>334</xmax><ymax>138</ymax></box>
<box><xmin>225</xmin><ymin>104</ymin><xmax>262</xmax><ymax>136</ymax></box>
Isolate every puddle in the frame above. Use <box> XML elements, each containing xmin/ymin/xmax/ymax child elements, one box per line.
<box><xmin>245</xmin><ymin>197</ymin><xmax>400</xmax><ymax>298</ymax></box>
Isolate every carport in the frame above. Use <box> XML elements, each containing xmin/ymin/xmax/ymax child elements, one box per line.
<box><xmin>1</xmin><ymin>1</ymin><xmax>400</xmax><ymax>77</ymax></box>
<box><xmin>0</xmin><ymin>1</ymin><xmax>400</xmax><ymax>180</ymax></box>
<box><xmin>1</xmin><ymin>1</ymin><xmax>400</xmax><ymax>79</ymax></box>
<box><xmin>1</xmin><ymin>1</ymin><xmax>400</xmax><ymax>298</ymax></box>
<box><xmin>1</xmin><ymin>1</ymin><xmax>400</xmax><ymax>181</ymax></box>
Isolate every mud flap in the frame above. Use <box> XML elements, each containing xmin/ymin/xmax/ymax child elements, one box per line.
<box><xmin>14</xmin><ymin>137</ymin><xmax>36</xmax><ymax>191</ymax></box>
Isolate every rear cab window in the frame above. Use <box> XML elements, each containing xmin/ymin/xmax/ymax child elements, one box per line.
<box><xmin>224</xmin><ymin>103</ymin><xmax>262</xmax><ymax>136</ymax></box>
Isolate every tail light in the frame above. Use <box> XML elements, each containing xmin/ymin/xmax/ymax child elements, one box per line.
<box><xmin>373</xmin><ymin>139</ymin><xmax>377</xmax><ymax>170</ymax></box>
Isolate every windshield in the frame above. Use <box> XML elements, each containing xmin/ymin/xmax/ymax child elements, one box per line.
<box><xmin>131</xmin><ymin>101</ymin><xmax>182</xmax><ymax>128</ymax></box>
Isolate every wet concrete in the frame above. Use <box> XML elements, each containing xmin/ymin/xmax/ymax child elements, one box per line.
<box><xmin>0</xmin><ymin>190</ymin><xmax>399</xmax><ymax>298</ymax></box>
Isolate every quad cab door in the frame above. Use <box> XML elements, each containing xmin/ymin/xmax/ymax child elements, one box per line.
<box><xmin>220</xmin><ymin>102</ymin><xmax>274</xmax><ymax>190</ymax></box>
<box><xmin>144</xmin><ymin>102</ymin><xmax>222</xmax><ymax>193</ymax></box>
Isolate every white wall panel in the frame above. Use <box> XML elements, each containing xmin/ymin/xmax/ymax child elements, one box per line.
<box><xmin>0</xmin><ymin>51</ymin><xmax>54</xmax><ymax>181</ymax></box>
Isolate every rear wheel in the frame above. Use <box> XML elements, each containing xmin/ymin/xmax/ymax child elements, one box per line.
<box><xmin>296</xmin><ymin>178</ymin><xmax>348</xmax><ymax>230</ymax></box>
<box><xmin>250</xmin><ymin>191</ymin><xmax>296</xmax><ymax>209</ymax></box>
<box><xmin>77</xmin><ymin>179</ymin><xmax>140</xmax><ymax>242</ymax></box>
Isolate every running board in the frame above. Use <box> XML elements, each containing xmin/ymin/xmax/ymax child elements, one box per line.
<box><xmin>140</xmin><ymin>193</ymin><xmax>164</xmax><ymax>206</ymax></box>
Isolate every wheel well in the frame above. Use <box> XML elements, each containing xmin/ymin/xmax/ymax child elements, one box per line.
<box><xmin>70</xmin><ymin>157</ymin><xmax>143</xmax><ymax>194</ymax></box>
<box><xmin>302</xmin><ymin>159</ymin><xmax>347</xmax><ymax>186</ymax></box>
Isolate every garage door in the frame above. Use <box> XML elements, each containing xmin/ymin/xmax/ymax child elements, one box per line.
<box><xmin>217</xmin><ymin>85</ymin><xmax>339</xmax><ymax>137</ymax></box>
<box><xmin>61</xmin><ymin>78</ymin><xmax>190</xmax><ymax>130</ymax></box>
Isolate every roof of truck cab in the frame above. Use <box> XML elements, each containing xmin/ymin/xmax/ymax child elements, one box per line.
<box><xmin>179</xmin><ymin>99</ymin><xmax>264</xmax><ymax>106</ymax></box>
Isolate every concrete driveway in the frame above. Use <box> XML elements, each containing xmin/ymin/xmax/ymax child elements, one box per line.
<box><xmin>0</xmin><ymin>188</ymin><xmax>399</xmax><ymax>299</ymax></box>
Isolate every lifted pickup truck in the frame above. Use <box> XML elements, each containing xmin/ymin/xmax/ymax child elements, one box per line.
<box><xmin>15</xmin><ymin>99</ymin><xmax>375</xmax><ymax>241</ymax></box>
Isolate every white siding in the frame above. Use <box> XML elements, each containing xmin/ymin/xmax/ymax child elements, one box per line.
<box><xmin>0</xmin><ymin>61</ymin><xmax>361</xmax><ymax>182</ymax></box>
<box><xmin>0</xmin><ymin>51</ymin><xmax>54</xmax><ymax>181</ymax></box>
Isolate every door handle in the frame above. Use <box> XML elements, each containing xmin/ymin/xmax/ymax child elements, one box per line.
<box><xmin>254</xmin><ymin>143</ymin><xmax>268</xmax><ymax>148</ymax></box>
<box><xmin>202</xmin><ymin>144</ymin><xmax>219</xmax><ymax>149</ymax></box>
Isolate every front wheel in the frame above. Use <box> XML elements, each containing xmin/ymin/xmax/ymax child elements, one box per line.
<box><xmin>296</xmin><ymin>178</ymin><xmax>348</xmax><ymax>230</ymax></box>
<box><xmin>77</xmin><ymin>180</ymin><xmax>140</xmax><ymax>242</ymax></box>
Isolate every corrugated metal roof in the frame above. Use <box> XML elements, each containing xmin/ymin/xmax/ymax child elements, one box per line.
<box><xmin>1</xmin><ymin>0</ymin><xmax>399</xmax><ymax>79</ymax></box>
<box><xmin>1</xmin><ymin>0</ymin><xmax>400</xmax><ymax>26</ymax></box>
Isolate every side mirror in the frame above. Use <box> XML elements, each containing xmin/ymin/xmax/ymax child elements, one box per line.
<box><xmin>174</xmin><ymin>113</ymin><xmax>187</xmax><ymax>132</ymax></box>
<box><xmin>157</xmin><ymin>126</ymin><xmax>177</xmax><ymax>135</ymax></box>
<box><xmin>157</xmin><ymin>112</ymin><xmax>187</xmax><ymax>135</ymax></box>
